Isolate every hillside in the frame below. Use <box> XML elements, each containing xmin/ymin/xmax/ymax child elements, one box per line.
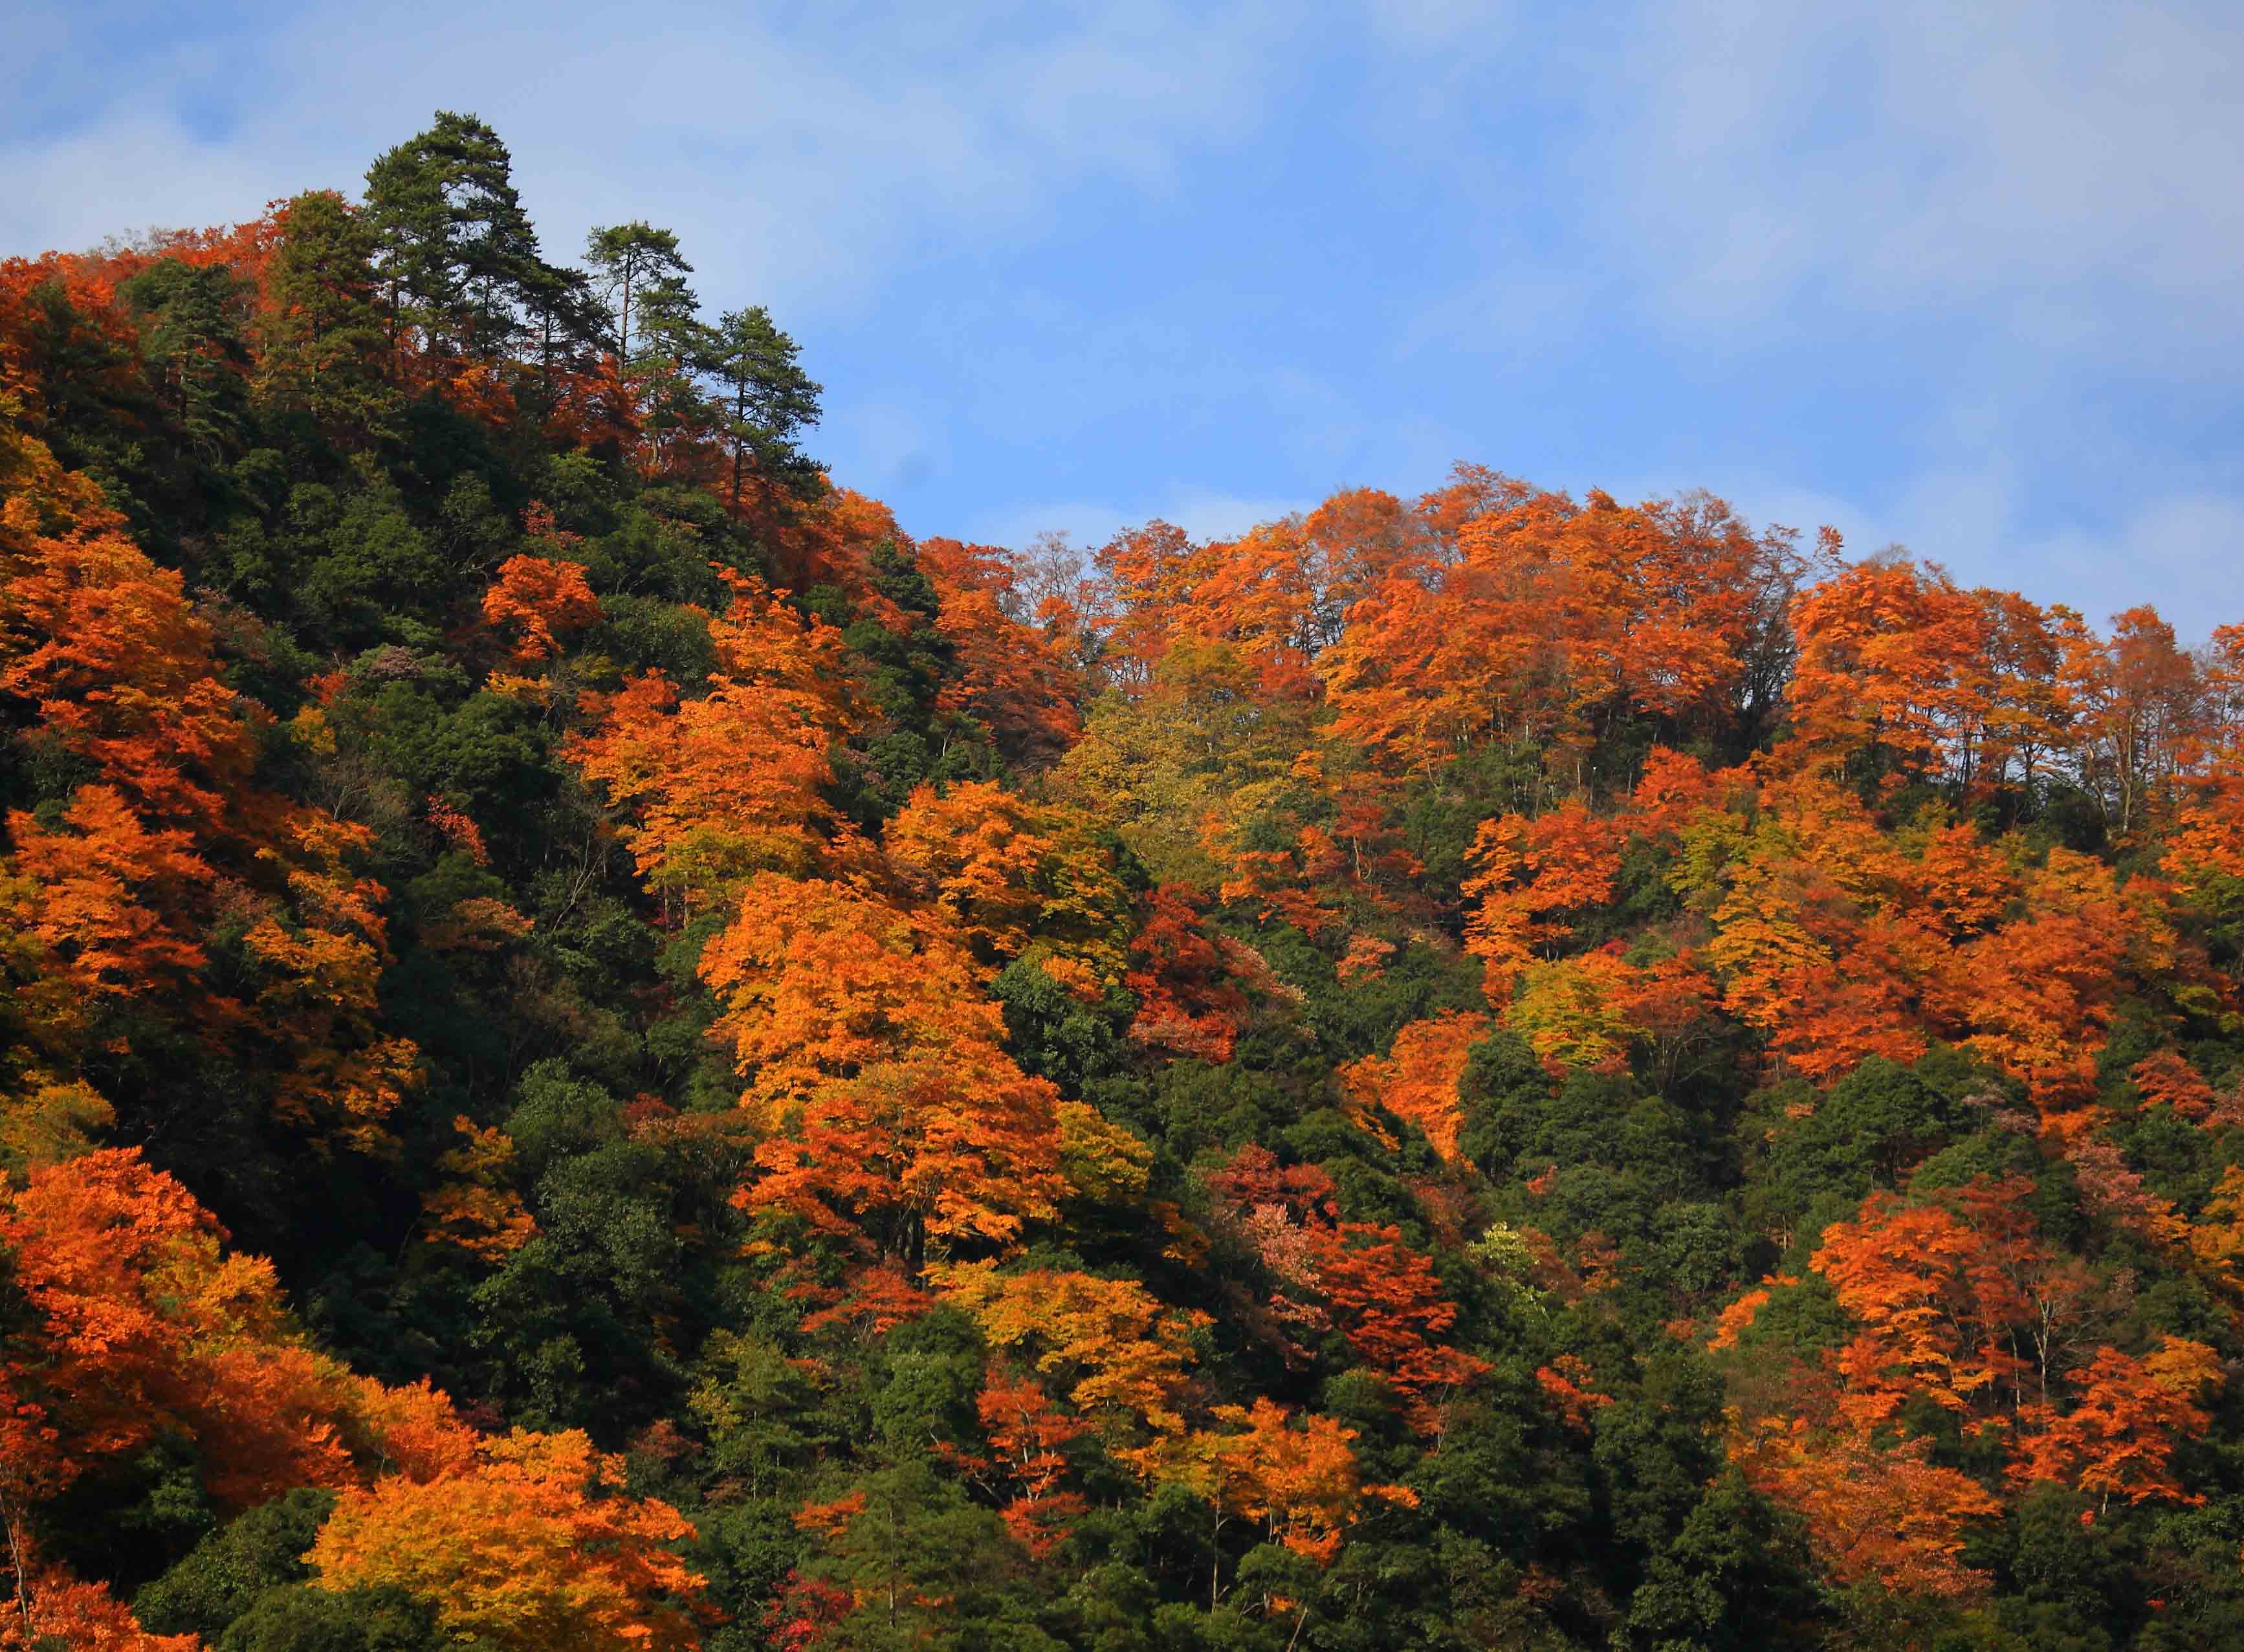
<box><xmin>3</xmin><ymin>112</ymin><xmax>2243</xmax><ymax>1651</ymax></box>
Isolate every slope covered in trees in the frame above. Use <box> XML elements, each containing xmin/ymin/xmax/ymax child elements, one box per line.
<box><xmin>3</xmin><ymin>112</ymin><xmax>2242</xmax><ymax>1651</ymax></box>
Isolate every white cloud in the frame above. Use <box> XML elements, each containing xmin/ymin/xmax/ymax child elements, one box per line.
<box><xmin>8</xmin><ymin>0</ymin><xmax>2238</xmax><ymax>627</ymax></box>
<box><xmin>0</xmin><ymin>114</ymin><xmax>281</xmax><ymax>253</ymax></box>
<box><xmin>1595</xmin><ymin>0</ymin><xmax>2244</xmax><ymax>346</ymax></box>
<box><xmin>2022</xmin><ymin>493</ymin><xmax>2244</xmax><ymax>636</ymax></box>
<box><xmin>1</xmin><ymin>1</ymin><xmax>1295</xmax><ymax>320</ymax></box>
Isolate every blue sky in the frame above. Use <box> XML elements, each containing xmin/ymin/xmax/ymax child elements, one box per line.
<box><xmin>10</xmin><ymin>1</ymin><xmax>2242</xmax><ymax>632</ymax></box>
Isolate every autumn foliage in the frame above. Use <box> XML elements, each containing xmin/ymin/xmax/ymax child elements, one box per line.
<box><xmin>701</xmin><ymin>874</ymin><xmax>1065</xmax><ymax>1259</ymax></box>
<box><xmin>482</xmin><ymin>551</ymin><xmax>600</xmax><ymax>664</ymax></box>
<box><xmin>307</xmin><ymin>1430</ymin><xmax>707</xmax><ymax>1651</ymax></box>
<box><xmin>9</xmin><ymin>112</ymin><xmax>2244</xmax><ymax>1651</ymax></box>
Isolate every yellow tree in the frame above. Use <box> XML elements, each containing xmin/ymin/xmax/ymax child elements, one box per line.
<box><xmin>308</xmin><ymin>1429</ymin><xmax>707</xmax><ymax>1652</ymax></box>
<box><xmin>1196</xmin><ymin>1398</ymin><xmax>1414</xmax><ymax>1565</ymax></box>
<box><xmin>883</xmin><ymin>780</ymin><xmax>1130</xmax><ymax>972</ymax></box>
<box><xmin>927</xmin><ymin>1261</ymin><xmax>1209</xmax><ymax>1459</ymax></box>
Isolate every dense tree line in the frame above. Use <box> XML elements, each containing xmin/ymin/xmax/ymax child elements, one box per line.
<box><xmin>3</xmin><ymin>111</ymin><xmax>2242</xmax><ymax>1649</ymax></box>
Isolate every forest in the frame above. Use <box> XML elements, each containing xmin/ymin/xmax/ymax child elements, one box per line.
<box><xmin>2</xmin><ymin>111</ymin><xmax>2241</xmax><ymax>1651</ymax></box>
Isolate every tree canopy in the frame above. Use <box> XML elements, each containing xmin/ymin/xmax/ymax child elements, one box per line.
<box><xmin>4</xmin><ymin>111</ymin><xmax>2244</xmax><ymax>1652</ymax></box>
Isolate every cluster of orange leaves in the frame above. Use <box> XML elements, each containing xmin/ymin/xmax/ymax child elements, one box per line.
<box><xmin>1338</xmin><ymin>1008</ymin><xmax>1488</xmax><ymax>1162</ymax></box>
<box><xmin>911</xmin><ymin>1268</ymin><xmax>1414</xmax><ymax>1569</ymax></box>
<box><xmin>568</xmin><ymin>571</ymin><xmax>864</xmax><ymax>908</ymax></box>
<box><xmin>0</xmin><ymin>406</ymin><xmax>422</xmax><ymax>1152</ymax></box>
<box><xmin>309</xmin><ymin>1429</ymin><xmax>706</xmax><ymax>1651</ymax></box>
<box><xmin>481</xmin><ymin>544</ymin><xmax>601</xmax><ymax>665</ymax></box>
<box><xmin>702</xmin><ymin>873</ymin><xmax>1066</xmax><ymax>1256</ymax></box>
<box><xmin>0</xmin><ymin>1150</ymin><xmax>705</xmax><ymax>1650</ymax></box>
<box><xmin>1728</xmin><ymin>1176</ymin><xmax>2224</xmax><ymax>1598</ymax></box>
<box><xmin>1123</xmin><ymin>885</ymin><xmax>1257</xmax><ymax>1063</ymax></box>
<box><xmin>914</xmin><ymin>536</ymin><xmax>1083</xmax><ymax>764</ymax></box>
<box><xmin>1317</xmin><ymin>481</ymin><xmax>1783</xmax><ymax>783</ymax></box>
<box><xmin>1456</xmin><ymin>744</ymin><xmax>2218</xmax><ymax>1128</ymax></box>
<box><xmin>1205</xmin><ymin>1146</ymin><xmax>1489</xmax><ymax>1433</ymax></box>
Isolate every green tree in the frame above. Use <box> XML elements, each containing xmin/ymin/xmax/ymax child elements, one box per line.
<box><xmin>697</xmin><ymin>304</ymin><xmax>824</xmax><ymax>506</ymax></box>
<box><xmin>363</xmin><ymin>110</ymin><xmax>545</xmax><ymax>365</ymax></box>
<box><xmin>582</xmin><ymin>221</ymin><xmax>694</xmax><ymax>370</ymax></box>
<box><xmin>257</xmin><ymin>190</ymin><xmax>397</xmax><ymax>446</ymax></box>
<box><xmin>135</xmin><ymin>1488</ymin><xmax>337</xmax><ymax>1641</ymax></box>
<box><xmin>217</xmin><ymin>1585</ymin><xmax>448</xmax><ymax>1652</ymax></box>
<box><xmin>122</xmin><ymin>258</ymin><xmax>252</xmax><ymax>465</ymax></box>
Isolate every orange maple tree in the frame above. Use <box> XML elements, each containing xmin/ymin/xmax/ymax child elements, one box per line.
<box><xmin>1339</xmin><ymin>1008</ymin><xmax>1488</xmax><ymax>1161</ymax></box>
<box><xmin>1737</xmin><ymin>1416</ymin><xmax>2003</xmax><ymax>1600</ymax></box>
<box><xmin>1810</xmin><ymin>1178</ymin><xmax>2041</xmax><ymax>1429</ymax></box>
<box><xmin>2010</xmin><ymin>1338</ymin><xmax>2220</xmax><ymax>1511</ymax></box>
<box><xmin>970</xmin><ymin>1371</ymin><xmax>1092</xmax><ymax>1558</ymax></box>
<box><xmin>0</xmin><ymin>1559</ymin><xmax>197</xmax><ymax>1652</ymax></box>
<box><xmin>1123</xmin><ymin>885</ymin><xmax>1252</xmax><ymax>1063</ymax></box>
<box><xmin>1190</xmin><ymin>1397</ymin><xmax>1416</xmax><ymax>1565</ymax></box>
<box><xmin>1321</xmin><ymin>483</ymin><xmax>1775</xmax><ymax>784</ymax></box>
<box><xmin>0</xmin><ymin>1148</ymin><xmax>484</xmax><ymax>1529</ymax></box>
<box><xmin>481</xmin><ymin>551</ymin><xmax>601</xmax><ymax>664</ymax></box>
<box><xmin>914</xmin><ymin>535</ymin><xmax>1083</xmax><ymax>764</ymax></box>
<box><xmin>1462</xmin><ymin>800</ymin><xmax>1625</xmax><ymax>1003</ymax></box>
<box><xmin>701</xmin><ymin>874</ymin><xmax>1064</xmax><ymax>1260</ymax></box>
<box><xmin>1781</xmin><ymin>558</ymin><xmax>1999</xmax><ymax>788</ymax></box>
<box><xmin>570</xmin><ymin>572</ymin><xmax>863</xmax><ymax>908</ymax></box>
<box><xmin>1301</xmin><ymin>1221</ymin><xmax>1488</xmax><ymax>1432</ymax></box>
<box><xmin>0</xmin><ymin>415</ymin><xmax>429</xmax><ymax>1151</ymax></box>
